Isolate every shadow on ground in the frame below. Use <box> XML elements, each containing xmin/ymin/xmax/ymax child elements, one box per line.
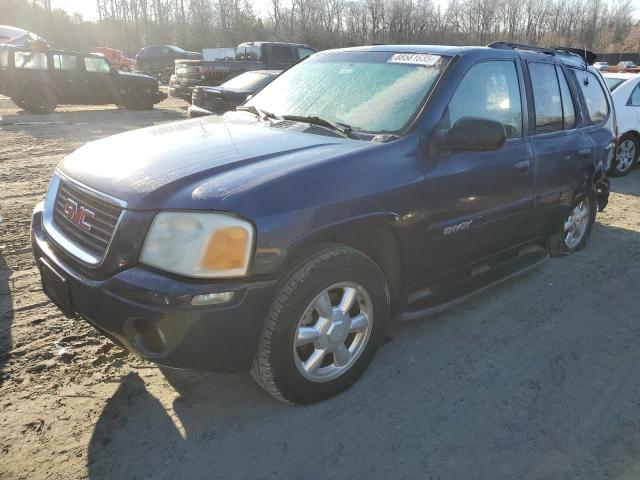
<box><xmin>87</xmin><ymin>221</ymin><xmax>640</xmax><ymax>480</ymax></box>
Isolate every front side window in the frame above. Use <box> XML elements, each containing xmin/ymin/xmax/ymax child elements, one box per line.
<box><xmin>557</xmin><ymin>66</ymin><xmax>576</xmax><ymax>129</ymax></box>
<box><xmin>571</xmin><ymin>69</ymin><xmax>609</xmax><ymax>124</ymax></box>
<box><xmin>529</xmin><ymin>62</ymin><xmax>563</xmax><ymax>133</ymax></box>
<box><xmin>85</xmin><ymin>57</ymin><xmax>110</xmax><ymax>73</ymax></box>
<box><xmin>629</xmin><ymin>84</ymin><xmax>640</xmax><ymax>106</ymax></box>
<box><xmin>246</xmin><ymin>50</ymin><xmax>450</xmax><ymax>134</ymax></box>
<box><xmin>53</xmin><ymin>54</ymin><xmax>78</xmax><ymax>71</ymax></box>
<box><xmin>447</xmin><ymin>60</ymin><xmax>522</xmax><ymax>139</ymax></box>
<box><xmin>15</xmin><ymin>51</ymin><xmax>47</xmax><ymax>70</ymax></box>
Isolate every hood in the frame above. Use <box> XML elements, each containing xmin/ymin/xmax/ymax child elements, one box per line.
<box><xmin>118</xmin><ymin>71</ymin><xmax>157</xmax><ymax>84</ymax></box>
<box><xmin>59</xmin><ymin>113</ymin><xmax>372</xmax><ymax>210</ymax></box>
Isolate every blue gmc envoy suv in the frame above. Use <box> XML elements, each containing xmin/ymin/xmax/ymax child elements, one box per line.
<box><xmin>32</xmin><ymin>43</ymin><xmax>615</xmax><ymax>403</ymax></box>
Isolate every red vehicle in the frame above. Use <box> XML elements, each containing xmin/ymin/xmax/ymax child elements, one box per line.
<box><xmin>91</xmin><ymin>47</ymin><xmax>135</xmax><ymax>71</ymax></box>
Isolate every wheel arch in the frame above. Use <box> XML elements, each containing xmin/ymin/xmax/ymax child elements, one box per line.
<box><xmin>281</xmin><ymin>213</ymin><xmax>406</xmax><ymax>304</ymax></box>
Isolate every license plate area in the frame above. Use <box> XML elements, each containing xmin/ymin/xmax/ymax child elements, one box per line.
<box><xmin>38</xmin><ymin>258</ymin><xmax>74</xmax><ymax>317</ymax></box>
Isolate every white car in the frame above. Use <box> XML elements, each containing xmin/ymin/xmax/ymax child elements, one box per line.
<box><xmin>604</xmin><ymin>72</ymin><xmax>640</xmax><ymax>175</ymax></box>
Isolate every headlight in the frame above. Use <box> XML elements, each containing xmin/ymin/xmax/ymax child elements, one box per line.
<box><xmin>140</xmin><ymin>212</ymin><xmax>254</xmax><ymax>278</ymax></box>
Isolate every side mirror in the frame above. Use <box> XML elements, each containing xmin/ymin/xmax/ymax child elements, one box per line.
<box><xmin>439</xmin><ymin>117</ymin><xmax>506</xmax><ymax>152</ymax></box>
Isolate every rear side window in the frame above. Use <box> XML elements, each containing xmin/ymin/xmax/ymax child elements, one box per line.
<box><xmin>85</xmin><ymin>57</ymin><xmax>110</xmax><ymax>73</ymax></box>
<box><xmin>571</xmin><ymin>69</ymin><xmax>609</xmax><ymax>124</ymax></box>
<box><xmin>556</xmin><ymin>66</ymin><xmax>576</xmax><ymax>129</ymax></box>
<box><xmin>53</xmin><ymin>54</ymin><xmax>78</xmax><ymax>71</ymax></box>
<box><xmin>15</xmin><ymin>51</ymin><xmax>47</xmax><ymax>70</ymax></box>
<box><xmin>271</xmin><ymin>46</ymin><xmax>295</xmax><ymax>64</ymax></box>
<box><xmin>529</xmin><ymin>62</ymin><xmax>563</xmax><ymax>133</ymax></box>
<box><xmin>448</xmin><ymin>60</ymin><xmax>522</xmax><ymax>139</ymax></box>
<box><xmin>628</xmin><ymin>84</ymin><xmax>640</xmax><ymax>106</ymax></box>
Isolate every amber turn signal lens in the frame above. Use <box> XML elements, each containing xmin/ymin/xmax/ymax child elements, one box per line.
<box><xmin>201</xmin><ymin>227</ymin><xmax>249</xmax><ymax>271</ymax></box>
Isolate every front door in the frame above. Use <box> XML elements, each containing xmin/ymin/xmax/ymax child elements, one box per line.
<box><xmin>83</xmin><ymin>56</ymin><xmax>117</xmax><ymax>104</ymax></box>
<box><xmin>422</xmin><ymin>59</ymin><xmax>534</xmax><ymax>277</ymax></box>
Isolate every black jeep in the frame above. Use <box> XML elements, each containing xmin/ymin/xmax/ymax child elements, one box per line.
<box><xmin>0</xmin><ymin>45</ymin><xmax>167</xmax><ymax>114</ymax></box>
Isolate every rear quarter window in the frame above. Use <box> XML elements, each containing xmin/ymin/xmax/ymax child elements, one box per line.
<box><xmin>15</xmin><ymin>51</ymin><xmax>47</xmax><ymax>70</ymax></box>
<box><xmin>571</xmin><ymin>69</ymin><xmax>609</xmax><ymax>124</ymax></box>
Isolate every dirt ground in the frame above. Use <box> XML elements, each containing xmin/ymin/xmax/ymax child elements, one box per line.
<box><xmin>1</xmin><ymin>93</ymin><xmax>640</xmax><ymax>480</ymax></box>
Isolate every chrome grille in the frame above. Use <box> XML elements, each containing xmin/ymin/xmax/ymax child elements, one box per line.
<box><xmin>52</xmin><ymin>180</ymin><xmax>123</xmax><ymax>258</ymax></box>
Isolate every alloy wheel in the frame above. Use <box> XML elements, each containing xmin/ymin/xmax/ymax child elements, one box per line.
<box><xmin>293</xmin><ymin>282</ymin><xmax>374</xmax><ymax>382</ymax></box>
<box><xmin>616</xmin><ymin>139</ymin><xmax>636</xmax><ymax>173</ymax></box>
<box><xmin>564</xmin><ymin>199</ymin><xmax>590</xmax><ymax>249</ymax></box>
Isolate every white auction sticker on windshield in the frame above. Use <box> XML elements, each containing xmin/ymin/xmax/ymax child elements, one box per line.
<box><xmin>388</xmin><ymin>53</ymin><xmax>441</xmax><ymax>66</ymax></box>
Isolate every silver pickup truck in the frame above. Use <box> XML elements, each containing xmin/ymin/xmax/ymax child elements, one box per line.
<box><xmin>170</xmin><ymin>41</ymin><xmax>315</xmax><ymax>101</ymax></box>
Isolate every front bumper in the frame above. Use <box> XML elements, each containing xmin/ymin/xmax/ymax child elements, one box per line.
<box><xmin>31</xmin><ymin>203</ymin><xmax>278</xmax><ymax>373</ymax></box>
<box><xmin>168</xmin><ymin>84</ymin><xmax>192</xmax><ymax>101</ymax></box>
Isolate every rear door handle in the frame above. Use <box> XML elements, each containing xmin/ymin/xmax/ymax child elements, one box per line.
<box><xmin>514</xmin><ymin>160</ymin><xmax>530</xmax><ymax>171</ymax></box>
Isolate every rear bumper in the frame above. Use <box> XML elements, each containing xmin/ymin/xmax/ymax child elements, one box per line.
<box><xmin>31</xmin><ymin>203</ymin><xmax>278</xmax><ymax>373</ymax></box>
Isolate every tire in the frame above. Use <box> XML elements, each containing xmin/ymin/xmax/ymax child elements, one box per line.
<box><xmin>11</xmin><ymin>97</ymin><xmax>26</xmax><ymax>110</ymax></box>
<box><xmin>21</xmin><ymin>83</ymin><xmax>57</xmax><ymax>114</ymax></box>
<box><xmin>251</xmin><ymin>244</ymin><xmax>390</xmax><ymax>404</ymax></box>
<box><xmin>549</xmin><ymin>192</ymin><xmax>596</xmax><ymax>256</ymax></box>
<box><xmin>611</xmin><ymin>134</ymin><xmax>639</xmax><ymax>176</ymax></box>
<box><xmin>122</xmin><ymin>92</ymin><xmax>154</xmax><ymax>111</ymax></box>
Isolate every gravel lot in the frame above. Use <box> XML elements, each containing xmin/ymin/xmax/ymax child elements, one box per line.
<box><xmin>1</xmin><ymin>94</ymin><xmax>640</xmax><ymax>480</ymax></box>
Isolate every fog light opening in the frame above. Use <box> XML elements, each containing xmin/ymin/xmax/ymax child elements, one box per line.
<box><xmin>191</xmin><ymin>291</ymin><xmax>234</xmax><ymax>306</ymax></box>
<box><xmin>132</xmin><ymin>318</ymin><xmax>167</xmax><ymax>356</ymax></box>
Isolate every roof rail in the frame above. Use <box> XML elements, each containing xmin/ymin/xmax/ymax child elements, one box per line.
<box><xmin>487</xmin><ymin>41</ymin><xmax>556</xmax><ymax>57</ymax></box>
<box><xmin>487</xmin><ymin>41</ymin><xmax>597</xmax><ymax>65</ymax></box>
<box><xmin>551</xmin><ymin>46</ymin><xmax>597</xmax><ymax>65</ymax></box>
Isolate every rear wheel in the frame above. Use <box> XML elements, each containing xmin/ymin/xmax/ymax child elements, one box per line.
<box><xmin>611</xmin><ymin>134</ymin><xmax>638</xmax><ymax>176</ymax></box>
<box><xmin>549</xmin><ymin>193</ymin><xmax>596</xmax><ymax>256</ymax></box>
<box><xmin>251</xmin><ymin>245</ymin><xmax>390</xmax><ymax>404</ymax></box>
<box><xmin>21</xmin><ymin>83</ymin><xmax>57</xmax><ymax>114</ymax></box>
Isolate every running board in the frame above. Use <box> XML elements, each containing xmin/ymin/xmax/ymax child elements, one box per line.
<box><xmin>399</xmin><ymin>245</ymin><xmax>549</xmax><ymax>322</ymax></box>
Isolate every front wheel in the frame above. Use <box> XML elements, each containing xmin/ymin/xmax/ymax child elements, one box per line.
<box><xmin>549</xmin><ymin>193</ymin><xmax>596</xmax><ymax>256</ymax></box>
<box><xmin>611</xmin><ymin>135</ymin><xmax>638</xmax><ymax>176</ymax></box>
<box><xmin>251</xmin><ymin>245</ymin><xmax>390</xmax><ymax>404</ymax></box>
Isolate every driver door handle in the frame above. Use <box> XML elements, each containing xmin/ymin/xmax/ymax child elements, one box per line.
<box><xmin>514</xmin><ymin>160</ymin><xmax>530</xmax><ymax>171</ymax></box>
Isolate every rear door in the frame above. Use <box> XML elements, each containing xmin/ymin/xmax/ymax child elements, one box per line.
<box><xmin>526</xmin><ymin>62</ymin><xmax>582</xmax><ymax>235</ymax></box>
<box><xmin>423</xmin><ymin>59</ymin><xmax>535</xmax><ymax>275</ymax></box>
<box><xmin>51</xmin><ymin>53</ymin><xmax>84</xmax><ymax>103</ymax></box>
<box><xmin>568</xmin><ymin>68</ymin><xmax>616</xmax><ymax>200</ymax></box>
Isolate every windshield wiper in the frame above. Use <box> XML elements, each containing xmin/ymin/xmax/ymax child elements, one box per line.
<box><xmin>281</xmin><ymin>115</ymin><xmax>361</xmax><ymax>139</ymax></box>
<box><xmin>236</xmin><ymin>105</ymin><xmax>281</xmax><ymax>122</ymax></box>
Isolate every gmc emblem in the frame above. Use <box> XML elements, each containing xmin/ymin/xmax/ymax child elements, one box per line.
<box><xmin>63</xmin><ymin>198</ymin><xmax>94</xmax><ymax>232</ymax></box>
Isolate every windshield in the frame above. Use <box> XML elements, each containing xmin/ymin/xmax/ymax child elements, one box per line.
<box><xmin>222</xmin><ymin>72</ymin><xmax>276</xmax><ymax>91</ymax></box>
<box><xmin>245</xmin><ymin>51</ymin><xmax>450</xmax><ymax>134</ymax></box>
<box><xmin>170</xmin><ymin>46</ymin><xmax>185</xmax><ymax>53</ymax></box>
<box><xmin>605</xmin><ymin>77</ymin><xmax>625</xmax><ymax>91</ymax></box>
